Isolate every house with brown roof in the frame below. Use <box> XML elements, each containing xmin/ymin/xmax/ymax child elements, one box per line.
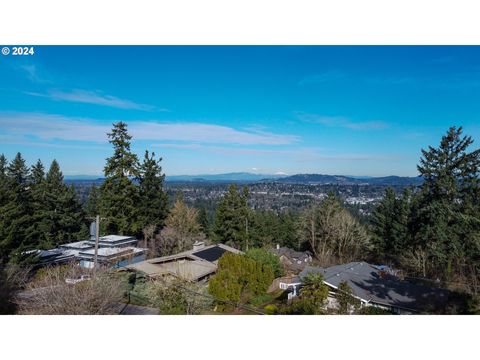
<box><xmin>126</xmin><ymin>241</ymin><xmax>242</xmax><ymax>282</ymax></box>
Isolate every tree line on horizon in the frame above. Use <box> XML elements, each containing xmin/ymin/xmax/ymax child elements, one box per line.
<box><xmin>1</xmin><ymin>123</ymin><xmax>479</xmax><ymax>300</ymax></box>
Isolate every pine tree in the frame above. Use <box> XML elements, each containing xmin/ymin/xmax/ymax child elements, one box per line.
<box><xmin>138</xmin><ymin>150</ymin><xmax>168</xmax><ymax>234</ymax></box>
<box><xmin>99</xmin><ymin>122</ymin><xmax>140</xmax><ymax>235</ymax></box>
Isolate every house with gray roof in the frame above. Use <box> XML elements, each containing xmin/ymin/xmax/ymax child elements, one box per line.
<box><xmin>280</xmin><ymin>262</ymin><xmax>450</xmax><ymax>314</ymax></box>
<box><xmin>271</xmin><ymin>246</ymin><xmax>313</xmax><ymax>272</ymax></box>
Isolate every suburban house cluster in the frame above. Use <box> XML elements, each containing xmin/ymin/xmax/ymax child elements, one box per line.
<box><xmin>29</xmin><ymin>229</ymin><xmax>450</xmax><ymax>314</ymax></box>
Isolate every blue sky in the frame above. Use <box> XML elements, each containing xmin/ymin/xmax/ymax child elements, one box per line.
<box><xmin>0</xmin><ymin>46</ymin><xmax>479</xmax><ymax>177</ymax></box>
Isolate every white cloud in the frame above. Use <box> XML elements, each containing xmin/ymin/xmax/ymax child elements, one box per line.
<box><xmin>295</xmin><ymin>112</ymin><xmax>389</xmax><ymax>130</ymax></box>
<box><xmin>0</xmin><ymin>112</ymin><xmax>299</xmax><ymax>145</ymax></box>
<box><xmin>26</xmin><ymin>89</ymin><xmax>162</xmax><ymax>111</ymax></box>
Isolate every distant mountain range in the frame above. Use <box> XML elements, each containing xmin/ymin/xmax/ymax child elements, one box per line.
<box><xmin>65</xmin><ymin>172</ymin><xmax>423</xmax><ymax>186</ymax></box>
<box><xmin>275</xmin><ymin>174</ymin><xmax>423</xmax><ymax>186</ymax></box>
<box><xmin>165</xmin><ymin>172</ymin><xmax>288</xmax><ymax>182</ymax></box>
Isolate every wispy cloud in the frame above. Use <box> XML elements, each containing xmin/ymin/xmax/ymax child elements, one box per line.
<box><xmin>19</xmin><ymin>64</ymin><xmax>52</xmax><ymax>84</ymax></box>
<box><xmin>26</xmin><ymin>89</ymin><xmax>163</xmax><ymax>111</ymax></box>
<box><xmin>0</xmin><ymin>112</ymin><xmax>299</xmax><ymax>145</ymax></box>
<box><xmin>153</xmin><ymin>142</ymin><xmax>398</xmax><ymax>162</ymax></box>
<box><xmin>298</xmin><ymin>70</ymin><xmax>347</xmax><ymax>85</ymax></box>
<box><xmin>295</xmin><ymin>112</ymin><xmax>389</xmax><ymax>130</ymax></box>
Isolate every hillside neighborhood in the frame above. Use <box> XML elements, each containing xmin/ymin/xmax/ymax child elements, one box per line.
<box><xmin>1</xmin><ymin>123</ymin><xmax>479</xmax><ymax>315</ymax></box>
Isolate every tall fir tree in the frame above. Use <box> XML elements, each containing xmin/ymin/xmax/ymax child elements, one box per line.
<box><xmin>34</xmin><ymin>160</ymin><xmax>87</xmax><ymax>248</ymax></box>
<box><xmin>0</xmin><ymin>154</ymin><xmax>8</xmax><ymax>210</ymax></box>
<box><xmin>29</xmin><ymin>159</ymin><xmax>48</xmax><ymax>247</ymax></box>
<box><xmin>413</xmin><ymin>126</ymin><xmax>480</xmax><ymax>279</ymax></box>
<box><xmin>198</xmin><ymin>207</ymin><xmax>209</xmax><ymax>235</ymax></box>
<box><xmin>212</xmin><ymin>184</ymin><xmax>250</xmax><ymax>250</ymax></box>
<box><xmin>0</xmin><ymin>153</ymin><xmax>34</xmax><ymax>261</ymax></box>
<box><xmin>370</xmin><ymin>187</ymin><xmax>410</xmax><ymax>263</ymax></box>
<box><xmin>138</xmin><ymin>150</ymin><xmax>168</xmax><ymax>234</ymax></box>
<box><xmin>99</xmin><ymin>122</ymin><xmax>140</xmax><ymax>235</ymax></box>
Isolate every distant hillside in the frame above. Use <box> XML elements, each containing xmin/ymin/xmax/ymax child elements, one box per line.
<box><xmin>65</xmin><ymin>172</ymin><xmax>423</xmax><ymax>186</ymax></box>
<box><xmin>165</xmin><ymin>172</ymin><xmax>287</xmax><ymax>182</ymax></box>
<box><xmin>275</xmin><ymin>173</ymin><xmax>423</xmax><ymax>186</ymax></box>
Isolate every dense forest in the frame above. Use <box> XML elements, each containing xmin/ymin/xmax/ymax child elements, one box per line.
<box><xmin>1</xmin><ymin>123</ymin><xmax>479</xmax><ymax>310</ymax></box>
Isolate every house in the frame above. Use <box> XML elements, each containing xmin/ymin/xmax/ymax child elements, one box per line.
<box><xmin>77</xmin><ymin>247</ymin><xmax>147</xmax><ymax>269</ymax></box>
<box><xmin>126</xmin><ymin>241</ymin><xmax>242</xmax><ymax>282</ymax></box>
<box><xmin>279</xmin><ymin>262</ymin><xmax>450</xmax><ymax>314</ymax></box>
<box><xmin>271</xmin><ymin>246</ymin><xmax>313</xmax><ymax>272</ymax></box>
<box><xmin>29</xmin><ymin>235</ymin><xmax>147</xmax><ymax>269</ymax></box>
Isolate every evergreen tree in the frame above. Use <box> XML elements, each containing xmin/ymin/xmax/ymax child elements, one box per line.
<box><xmin>208</xmin><ymin>252</ymin><xmax>274</xmax><ymax>310</ymax></box>
<box><xmin>198</xmin><ymin>207</ymin><xmax>209</xmax><ymax>234</ymax></box>
<box><xmin>337</xmin><ymin>281</ymin><xmax>360</xmax><ymax>314</ymax></box>
<box><xmin>99</xmin><ymin>122</ymin><xmax>140</xmax><ymax>235</ymax></box>
<box><xmin>212</xmin><ymin>184</ymin><xmax>250</xmax><ymax>250</ymax></box>
<box><xmin>0</xmin><ymin>153</ymin><xmax>34</xmax><ymax>261</ymax></box>
<box><xmin>412</xmin><ymin>126</ymin><xmax>480</xmax><ymax>279</ymax></box>
<box><xmin>34</xmin><ymin>160</ymin><xmax>87</xmax><ymax>248</ymax></box>
<box><xmin>29</xmin><ymin>159</ymin><xmax>47</xmax><ymax>247</ymax></box>
<box><xmin>138</xmin><ymin>150</ymin><xmax>168</xmax><ymax>234</ymax></box>
<box><xmin>0</xmin><ymin>154</ymin><xmax>8</xmax><ymax>209</ymax></box>
<box><xmin>370</xmin><ymin>187</ymin><xmax>410</xmax><ymax>263</ymax></box>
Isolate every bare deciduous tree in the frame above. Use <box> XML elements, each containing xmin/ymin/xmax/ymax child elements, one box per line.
<box><xmin>299</xmin><ymin>194</ymin><xmax>370</xmax><ymax>266</ymax></box>
<box><xmin>16</xmin><ymin>263</ymin><xmax>127</xmax><ymax>315</ymax></box>
<box><xmin>0</xmin><ymin>264</ymin><xmax>30</xmax><ymax>314</ymax></box>
<box><xmin>154</xmin><ymin>195</ymin><xmax>206</xmax><ymax>256</ymax></box>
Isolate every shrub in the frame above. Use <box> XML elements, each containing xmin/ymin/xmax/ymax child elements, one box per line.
<box><xmin>208</xmin><ymin>252</ymin><xmax>274</xmax><ymax>308</ymax></box>
<box><xmin>264</xmin><ymin>304</ymin><xmax>278</xmax><ymax>315</ymax></box>
<box><xmin>245</xmin><ymin>248</ymin><xmax>284</xmax><ymax>278</ymax></box>
<box><xmin>337</xmin><ymin>281</ymin><xmax>360</xmax><ymax>314</ymax></box>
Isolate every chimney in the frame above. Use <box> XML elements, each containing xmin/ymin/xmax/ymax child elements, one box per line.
<box><xmin>193</xmin><ymin>241</ymin><xmax>205</xmax><ymax>251</ymax></box>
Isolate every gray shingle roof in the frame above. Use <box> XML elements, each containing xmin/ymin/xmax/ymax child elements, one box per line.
<box><xmin>299</xmin><ymin>262</ymin><xmax>449</xmax><ymax>312</ymax></box>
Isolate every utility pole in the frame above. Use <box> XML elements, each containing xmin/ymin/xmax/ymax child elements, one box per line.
<box><xmin>245</xmin><ymin>217</ymin><xmax>249</xmax><ymax>251</ymax></box>
<box><xmin>93</xmin><ymin>214</ymin><xmax>100</xmax><ymax>277</ymax></box>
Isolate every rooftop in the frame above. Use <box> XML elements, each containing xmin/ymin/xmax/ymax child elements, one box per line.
<box><xmin>59</xmin><ymin>241</ymin><xmax>94</xmax><ymax>250</ymax></box>
<box><xmin>127</xmin><ymin>243</ymin><xmax>242</xmax><ymax>281</ymax></box>
<box><xmin>299</xmin><ymin>262</ymin><xmax>450</xmax><ymax>312</ymax></box>
<box><xmin>97</xmin><ymin>235</ymin><xmax>136</xmax><ymax>243</ymax></box>
<box><xmin>79</xmin><ymin>247</ymin><xmax>145</xmax><ymax>259</ymax></box>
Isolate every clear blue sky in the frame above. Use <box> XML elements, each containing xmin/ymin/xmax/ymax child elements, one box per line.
<box><xmin>1</xmin><ymin>46</ymin><xmax>479</xmax><ymax>177</ymax></box>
